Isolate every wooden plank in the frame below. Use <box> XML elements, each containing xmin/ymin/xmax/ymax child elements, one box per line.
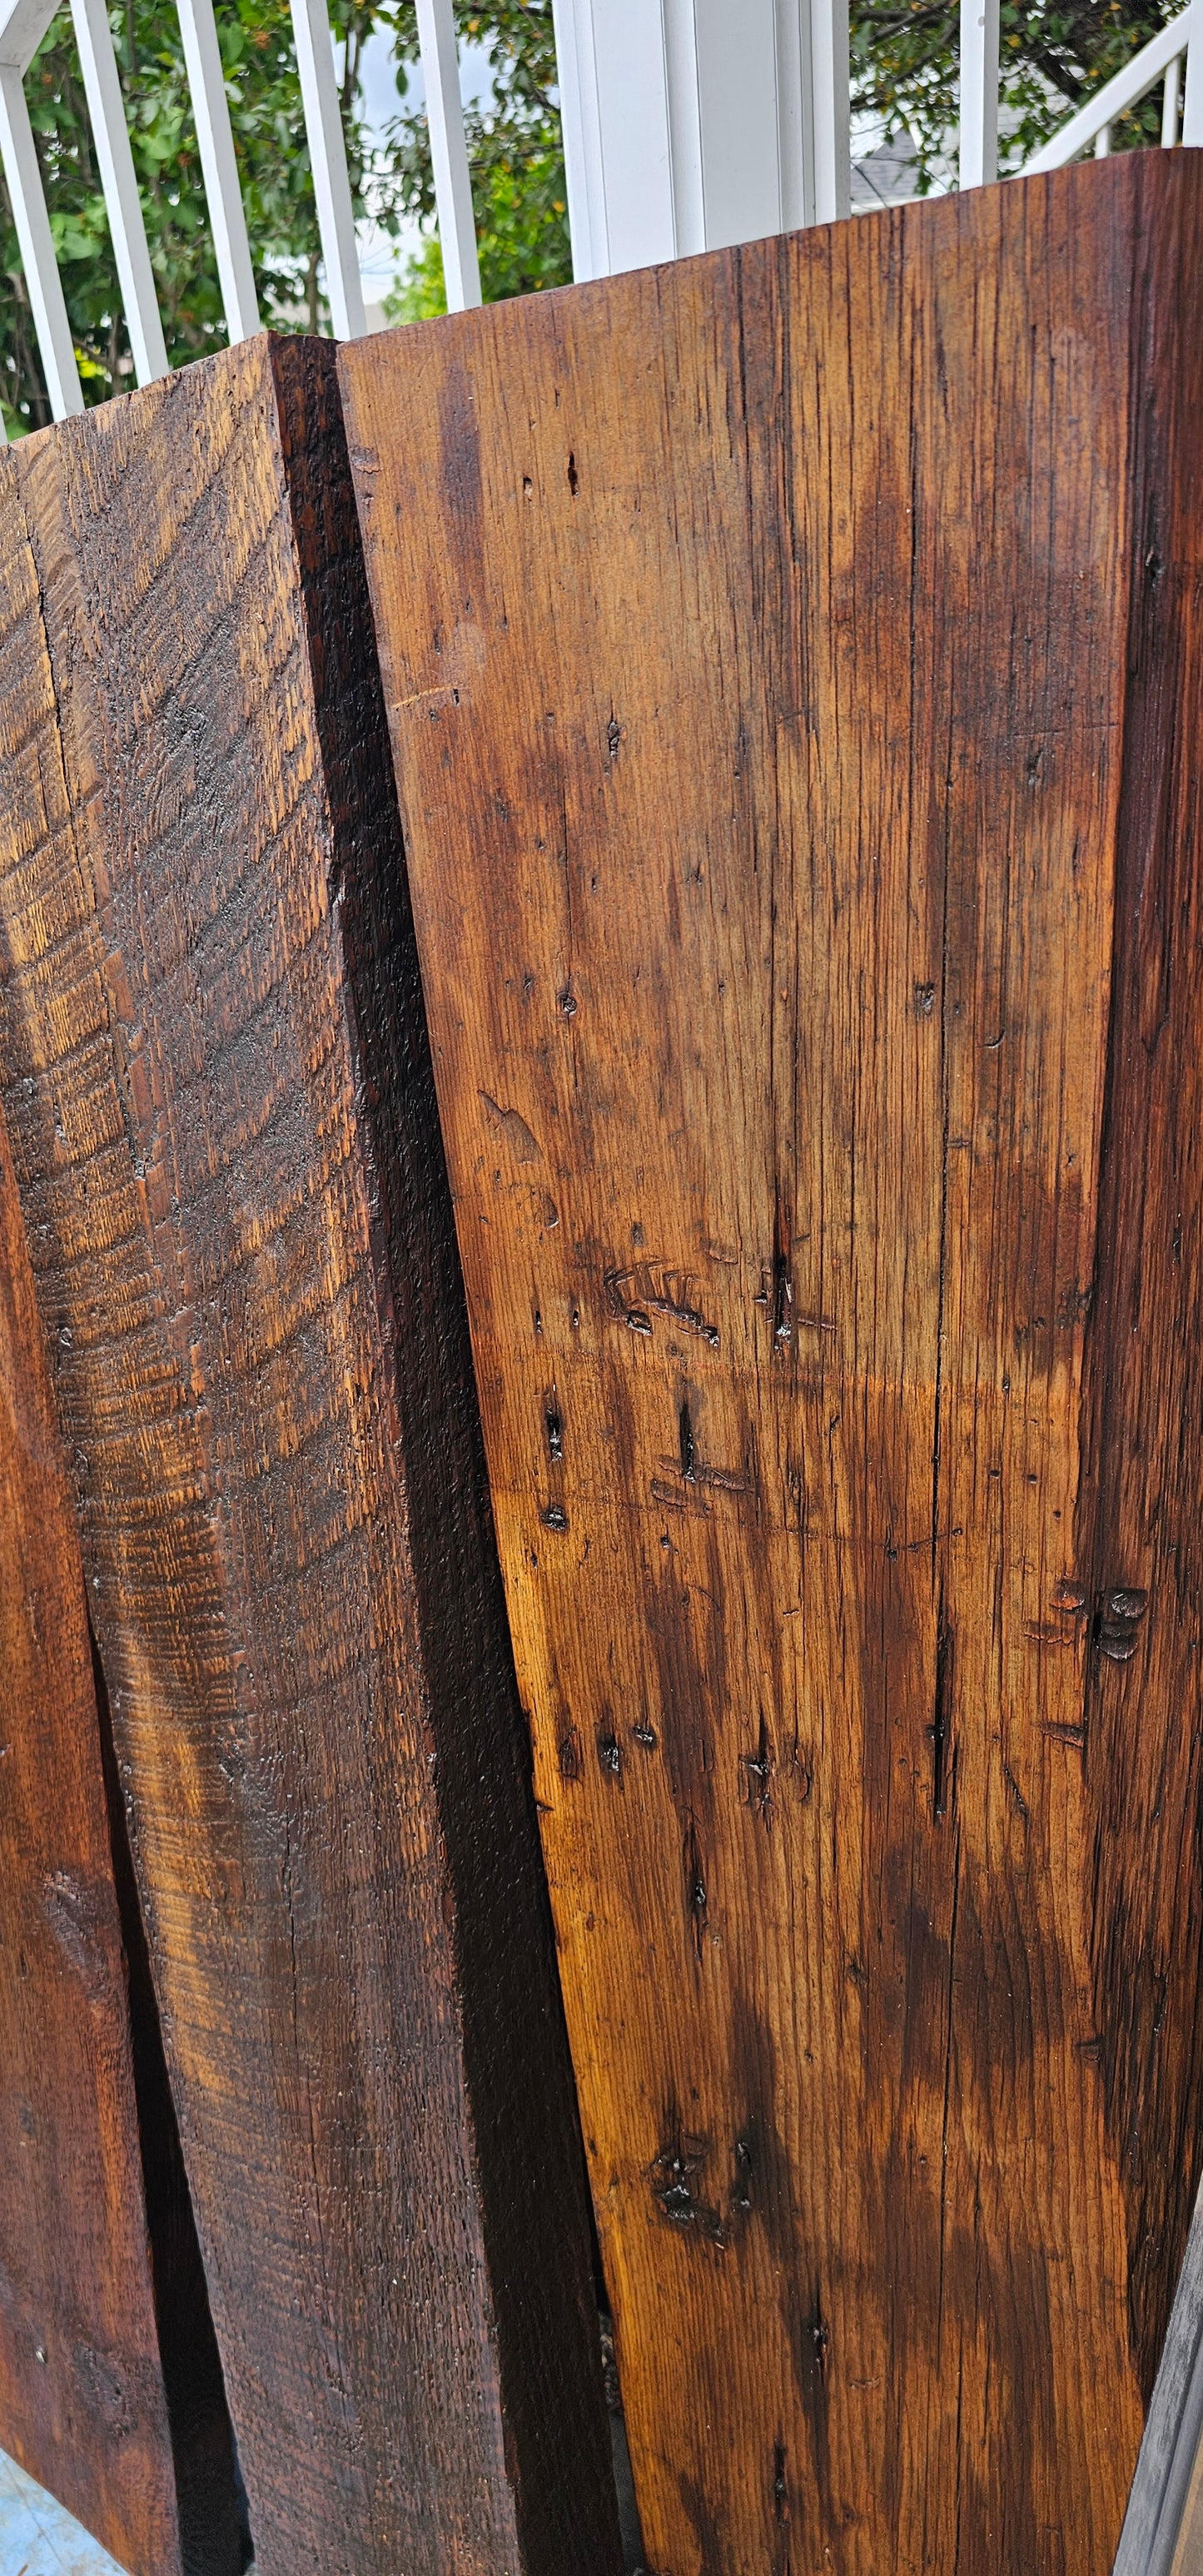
<box><xmin>340</xmin><ymin>152</ymin><xmax>1203</xmax><ymax>2574</ymax></box>
<box><xmin>0</xmin><ymin>1083</ymin><xmax>179</xmax><ymax>2575</ymax></box>
<box><xmin>0</xmin><ymin>1079</ymin><xmax>245</xmax><ymax>2574</ymax></box>
<box><xmin>1088</xmin><ymin>140</ymin><xmax>1203</xmax><ymax>2576</ymax></box>
<box><xmin>0</xmin><ymin>339</ymin><xmax>620</xmax><ymax>2576</ymax></box>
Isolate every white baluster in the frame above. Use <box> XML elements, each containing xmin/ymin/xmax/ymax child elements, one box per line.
<box><xmin>959</xmin><ymin>0</ymin><xmax>1000</xmax><ymax>186</ymax></box>
<box><xmin>0</xmin><ymin>58</ymin><xmax>83</xmax><ymax>417</ymax></box>
<box><xmin>415</xmin><ymin>0</ymin><xmax>480</xmax><ymax>311</ymax></box>
<box><xmin>0</xmin><ymin>0</ymin><xmax>59</xmax><ymax>77</ymax></box>
<box><xmin>175</xmin><ymin>0</ymin><xmax>260</xmax><ymax>341</ymax></box>
<box><xmin>290</xmin><ymin>0</ymin><xmax>366</xmax><ymax>337</ymax></box>
<box><xmin>1161</xmin><ymin>51</ymin><xmax>1181</xmax><ymax>142</ymax></box>
<box><xmin>1094</xmin><ymin>122</ymin><xmax>1111</xmax><ymax>155</ymax></box>
<box><xmin>69</xmin><ymin>0</ymin><xmax>167</xmax><ymax>381</ymax></box>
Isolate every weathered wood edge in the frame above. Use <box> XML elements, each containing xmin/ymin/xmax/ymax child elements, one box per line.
<box><xmin>267</xmin><ymin>332</ymin><xmax>623</xmax><ymax>2576</ymax></box>
<box><xmin>91</xmin><ymin>1636</ymin><xmax>251</xmax><ymax>2576</ymax></box>
<box><xmin>1092</xmin><ymin>147</ymin><xmax>1203</xmax><ymax>2576</ymax></box>
<box><xmin>0</xmin><ymin>468</ymin><xmax>246</xmax><ymax>2576</ymax></box>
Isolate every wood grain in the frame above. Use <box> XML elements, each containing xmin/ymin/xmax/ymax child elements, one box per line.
<box><xmin>341</xmin><ymin>153</ymin><xmax>1203</xmax><ymax>2574</ymax></box>
<box><xmin>0</xmin><ymin>337</ymin><xmax>619</xmax><ymax>2576</ymax></box>
<box><xmin>0</xmin><ymin>1077</ymin><xmax>245</xmax><ymax>2576</ymax></box>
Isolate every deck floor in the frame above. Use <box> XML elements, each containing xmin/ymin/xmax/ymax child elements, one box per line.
<box><xmin>0</xmin><ymin>2450</ymin><xmax>133</xmax><ymax>2576</ymax></box>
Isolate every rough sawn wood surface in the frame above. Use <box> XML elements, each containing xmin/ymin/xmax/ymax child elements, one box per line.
<box><xmin>341</xmin><ymin>153</ymin><xmax>1203</xmax><ymax>2575</ymax></box>
<box><xmin>0</xmin><ymin>1095</ymin><xmax>186</xmax><ymax>2576</ymax></box>
<box><xmin>0</xmin><ymin>1047</ymin><xmax>249</xmax><ymax>2575</ymax></box>
<box><xmin>0</xmin><ymin>336</ymin><xmax>620</xmax><ymax>2576</ymax></box>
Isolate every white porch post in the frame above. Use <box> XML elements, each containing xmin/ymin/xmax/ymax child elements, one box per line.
<box><xmin>551</xmin><ymin>0</ymin><xmax>849</xmax><ymax>282</ymax></box>
<box><xmin>549</xmin><ymin>0</ymin><xmax>676</xmax><ymax>276</ymax></box>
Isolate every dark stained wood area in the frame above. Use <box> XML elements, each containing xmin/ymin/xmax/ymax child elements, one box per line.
<box><xmin>0</xmin><ymin>339</ymin><xmax>620</xmax><ymax>2576</ymax></box>
<box><xmin>341</xmin><ymin>153</ymin><xmax>1203</xmax><ymax>2574</ymax></box>
<box><xmin>0</xmin><ymin>1072</ymin><xmax>245</xmax><ymax>2576</ymax></box>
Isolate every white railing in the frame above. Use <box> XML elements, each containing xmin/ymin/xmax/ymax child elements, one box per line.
<box><xmin>1</xmin><ymin>0</ymin><xmax>1198</xmax><ymax>439</ymax></box>
<box><xmin>1022</xmin><ymin>1</ymin><xmax>1199</xmax><ymax>170</ymax></box>
<box><xmin>0</xmin><ymin>0</ymin><xmax>483</xmax><ymax>429</ymax></box>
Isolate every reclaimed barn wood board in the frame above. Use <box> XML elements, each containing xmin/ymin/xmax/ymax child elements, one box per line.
<box><xmin>0</xmin><ymin>338</ymin><xmax>619</xmax><ymax>2576</ymax></box>
<box><xmin>341</xmin><ymin>152</ymin><xmax>1203</xmax><ymax>2574</ymax></box>
<box><xmin>0</xmin><ymin>1074</ymin><xmax>246</xmax><ymax>2576</ymax></box>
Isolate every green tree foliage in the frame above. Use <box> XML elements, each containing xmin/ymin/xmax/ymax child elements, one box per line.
<box><xmin>384</xmin><ymin>0</ymin><xmax>569</xmax><ymax>318</ymax></box>
<box><xmin>2</xmin><ymin>0</ymin><xmax>410</xmax><ymax>428</ymax></box>
<box><xmin>1</xmin><ymin>0</ymin><xmax>1181</xmax><ymax>432</ymax></box>
<box><xmin>851</xmin><ymin>0</ymin><xmax>1177</xmax><ymax>186</ymax></box>
<box><xmin>386</xmin><ymin>0</ymin><xmax>1178</xmax><ymax>311</ymax></box>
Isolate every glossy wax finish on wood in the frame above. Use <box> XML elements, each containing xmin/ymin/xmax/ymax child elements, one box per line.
<box><xmin>0</xmin><ymin>339</ymin><xmax>619</xmax><ymax>2576</ymax></box>
<box><xmin>341</xmin><ymin>154</ymin><xmax>1203</xmax><ymax>2575</ymax></box>
<box><xmin>0</xmin><ymin>1099</ymin><xmax>182</xmax><ymax>2576</ymax></box>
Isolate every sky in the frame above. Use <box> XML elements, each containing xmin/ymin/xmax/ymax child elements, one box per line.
<box><xmin>352</xmin><ymin>27</ymin><xmax>496</xmax><ymax>312</ymax></box>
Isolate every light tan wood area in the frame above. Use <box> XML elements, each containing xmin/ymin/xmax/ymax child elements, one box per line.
<box><xmin>343</xmin><ymin>153</ymin><xmax>1203</xmax><ymax>2574</ymax></box>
